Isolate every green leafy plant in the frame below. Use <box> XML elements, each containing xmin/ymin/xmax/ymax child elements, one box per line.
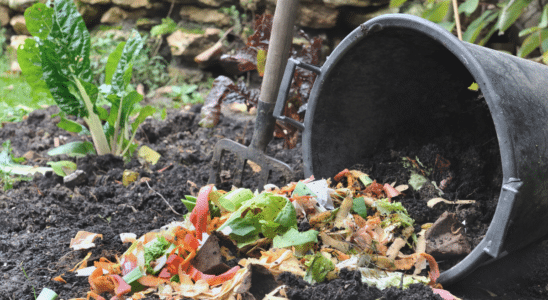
<box><xmin>170</xmin><ymin>84</ymin><xmax>204</xmax><ymax>104</ymax></box>
<box><xmin>18</xmin><ymin>0</ymin><xmax>155</xmax><ymax>159</ymax></box>
<box><xmin>220</xmin><ymin>5</ymin><xmax>247</xmax><ymax>35</ymax></box>
<box><xmin>0</xmin><ymin>140</ymin><xmax>46</xmax><ymax>190</ymax></box>
<box><xmin>391</xmin><ymin>0</ymin><xmax>548</xmax><ymax>62</ymax></box>
<box><xmin>150</xmin><ymin>18</ymin><xmax>178</xmax><ymax>37</ymax></box>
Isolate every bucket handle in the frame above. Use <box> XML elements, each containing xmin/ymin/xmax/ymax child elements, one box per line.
<box><xmin>273</xmin><ymin>58</ymin><xmax>321</xmax><ymax>131</ymax></box>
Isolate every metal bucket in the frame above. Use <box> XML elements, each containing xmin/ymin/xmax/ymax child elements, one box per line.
<box><xmin>274</xmin><ymin>14</ymin><xmax>548</xmax><ymax>287</ymax></box>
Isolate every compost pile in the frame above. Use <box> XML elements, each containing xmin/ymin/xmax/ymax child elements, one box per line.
<box><xmin>2</xmin><ymin>106</ymin><xmax>548</xmax><ymax>300</ymax></box>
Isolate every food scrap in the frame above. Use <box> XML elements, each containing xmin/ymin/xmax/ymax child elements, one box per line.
<box><xmin>69</xmin><ymin>170</ymin><xmax>461</xmax><ymax>299</ymax></box>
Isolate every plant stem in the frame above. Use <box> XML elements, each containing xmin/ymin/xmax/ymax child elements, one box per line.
<box><xmin>73</xmin><ymin>77</ymin><xmax>111</xmax><ymax>155</ymax></box>
<box><xmin>113</xmin><ymin>96</ymin><xmax>124</xmax><ymax>155</ymax></box>
<box><xmin>452</xmin><ymin>0</ymin><xmax>463</xmax><ymax>40</ymax></box>
<box><xmin>119</xmin><ymin>125</ymin><xmax>139</xmax><ymax>157</ymax></box>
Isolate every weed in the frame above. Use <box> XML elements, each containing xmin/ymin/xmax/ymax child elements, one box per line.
<box><xmin>20</xmin><ymin>262</ymin><xmax>37</xmax><ymax>299</ymax></box>
<box><xmin>170</xmin><ymin>84</ymin><xmax>204</xmax><ymax>104</ymax></box>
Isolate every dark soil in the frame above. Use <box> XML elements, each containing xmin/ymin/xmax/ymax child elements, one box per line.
<box><xmin>279</xmin><ymin>269</ymin><xmax>442</xmax><ymax>300</ymax></box>
<box><xmin>0</xmin><ymin>106</ymin><xmax>302</xmax><ymax>300</ymax></box>
<box><xmin>0</xmin><ymin>105</ymin><xmax>546</xmax><ymax>300</ymax></box>
<box><xmin>350</xmin><ymin>89</ymin><xmax>504</xmax><ymax>272</ymax></box>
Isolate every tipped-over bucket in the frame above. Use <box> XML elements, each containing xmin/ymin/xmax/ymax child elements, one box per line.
<box><xmin>274</xmin><ymin>14</ymin><xmax>548</xmax><ymax>289</ymax></box>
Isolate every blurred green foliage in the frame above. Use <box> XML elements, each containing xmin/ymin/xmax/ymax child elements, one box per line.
<box><xmin>0</xmin><ymin>28</ymin><xmax>54</xmax><ymax>125</ymax></box>
<box><xmin>392</xmin><ymin>0</ymin><xmax>548</xmax><ymax>62</ymax></box>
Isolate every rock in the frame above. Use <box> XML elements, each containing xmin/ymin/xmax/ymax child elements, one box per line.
<box><xmin>425</xmin><ymin>212</ymin><xmax>471</xmax><ymax>259</ymax></box>
<box><xmin>297</xmin><ymin>3</ymin><xmax>339</xmax><ymax>29</ymax></box>
<box><xmin>167</xmin><ymin>65</ymin><xmax>204</xmax><ymax>82</ymax></box>
<box><xmin>101</xmin><ymin>6</ymin><xmax>128</xmax><ymax>23</ymax></box>
<box><xmin>22</xmin><ymin>150</ymin><xmax>41</xmax><ymax>161</ymax></box>
<box><xmin>160</xmin><ymin>0</ymin><xmax>195</xmax><ymax>3</ymax></box>
<box><xmin>234</xmin><ymin>264</ymin><xmax>280</xmax><ymax>300</ymax></box>
<box><xmin>193</xmin><ymin>234</ymin><xmax>231</xmax><ymax>274</ymax></box>
<box><xmin>179</xmin><ymin>6</ymin><xmax>231</xmax><ymax>27</ymax></box>
<box><xmin>9</xmin><ymin>35</ymin><xmax>28</xmax><ymax>51</ymax></box>
<box><xmin>239</xmin><ymin>0</ymin><xmax>260</xmax><ymax>11</ymax></box>
<box><xmin>79</xmin><ymin>4</ymin><xmax>102</xmax><ymax>25</ymax></box>
<box><xmin>167</xmin><ymin>28</ymin><xmax>220</xmax><ymax>60</ymax></box>
<box><xmin>112</xmin><ymin>0</ymin><xmax>152</xmax><ymax>9</ymax></box>
<box><xmin>80</xmin><ymin>0</ymin><xmax>111</xmax><ymax>4</ymax></box>
<box><xmin>10</xmin><ymin>15</ymin><xmax>29</xmax><ymax>35</ymax></box>
<box><xmin>135</xmin><ymin>18</ymin><xmax>160</xmax><ymax>30</ymax></box>
<box><xmin>8</xmin><ymin>0</ymin><xmax>36</xmax><ymax>12</ymax></box>
<box><xmin>100</xmin><ymin>6</ymin><xmax>146</xmax><ymax>23</ymax></box>
<box><xmin>64</xmin><ymin>170</ymin><xmax>88</xmax><ymax>188</ymax></box>
<box><xmin>197</xmin><ymin>0</ymin><xmax>233</xmax><ymax>8</ymax></box>
<box><xmin>0</xmin><ymin>5</ymin><xmax>9</xmax><ymax>27</ymax></box>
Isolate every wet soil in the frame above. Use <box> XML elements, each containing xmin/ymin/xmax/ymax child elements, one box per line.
<box><xmin>0</xmin><ymin>105</ymin><xmax>546</xmax><ymax>300</ymax></box>
<box><xmin>0</xmin><ymin>106</ymin><xmax>303</xmax><ymax>300</ymax></box>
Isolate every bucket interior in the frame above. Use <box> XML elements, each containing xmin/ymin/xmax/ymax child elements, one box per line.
<box><xmin>309</xmin><ymin>27</ymin><xmax>503</xmax><ymax>261</ymax></box>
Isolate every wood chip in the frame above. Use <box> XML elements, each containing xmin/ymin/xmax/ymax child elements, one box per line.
<box><xmin>395</xmin><ymin>184</ymin><xmax>409</xmax><ymax>192</ymax></box>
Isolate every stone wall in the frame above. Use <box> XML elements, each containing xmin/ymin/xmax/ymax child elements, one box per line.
<box><xmin>0</xmin><ymin>0</ymin><xmax>395</xmax><ymax>35</ymax></box>
<box><xmin>1</xmin><ymin>0</ymin><xmax>400</xmax><ymax>70</ymax></box>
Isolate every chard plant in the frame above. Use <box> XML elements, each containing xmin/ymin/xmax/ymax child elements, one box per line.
<box><xmin>18</xmin><ymin>0</ymin><xmax>155</xmax><ymax>159</ymax></box>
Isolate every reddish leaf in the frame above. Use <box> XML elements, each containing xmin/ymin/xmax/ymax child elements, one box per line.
<box><xmin>199</xmin><ymin>76</ymin><xmax>235</xmax><ymax>128</ymax></box>
<box><xmin>247</xmin><ymin>14</ymin><xmax>273</xmax><ymax>51</ymax></box>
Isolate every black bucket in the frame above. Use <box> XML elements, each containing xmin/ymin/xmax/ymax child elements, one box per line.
<box><xmin>274</xmin><ymin>14</ymin><xmax>548</xmax><ymax>289</ymax></box>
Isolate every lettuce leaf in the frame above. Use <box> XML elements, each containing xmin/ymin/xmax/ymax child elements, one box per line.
<box><xmin>218</xmin><ymin>192</ymin><xmax>298</xmax><ymax>247</ymax></box>
<box><xmin>303</xmin><ymin>252</ymin><xmax>334</xmax><ymax>284</ymax></box>
<box><xmin>217</xmin><ymin>188</ymin><xmax>254</xmax><ymax>211</ymax></box>
<box><xmin>272</xmin><ymin>228</ymin><xmax>318</xmax><ymax>251</ymax></box>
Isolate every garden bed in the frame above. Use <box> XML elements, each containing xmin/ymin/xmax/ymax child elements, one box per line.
<box><xmin>1</xmin><ymin>105</ymin><xmax>548</xmax><ymax>300</ymax></box>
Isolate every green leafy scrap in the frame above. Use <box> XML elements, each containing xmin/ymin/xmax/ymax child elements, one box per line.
<box><xmin>181</xmin><ymin>195</ymin><xmax>221</xmax><ymax>218</ymax></box>
<box><xmin>0</xmin><ymin>141</ymin><xmax>38</xmax><ymax>190</ymax></box>
<box><xmin>47</xmin><ymin>160</ymin><xmax>77</xmax><ymax>177</ymax></box>
<box><xmin>408</xmin><ymin>172</ymin><xmax>428</xmax><ymax>191</ymax></box>
<box><xmin>303</xmin><ymin>252</ymin><xmax>335</xmax><ymax>284</ymax></box>
<box><xmin>0</xmin><ymin>140</ymin><xmax>52</xmax><ymax>176</ymax></box>
<box><xmin>144</xmin><ymin>236</ymin><xmax>170</xmax><ymax>275</ymax></box>
<box><xmin>272</xmin><ymin>228</ymin><xmax>319</xmax><ymax>251</ymax></box>
<box><xmin>374</xmin><ymin>199</ymin><xmax>414</xmax><ymax>227</ymax></box>
<box><xmin>218</xmin><ymin>188</ymin><xmax>254</xmax><ymax>212</ymax></box>
<box><xmin>218</xmin><ymin>193</ymin><xmax>298</xmax><ymax>247</ymax></box>
<box><xmin>352</xmin><ymin>197</ymin><xmax>368</xmax><ymax>219</ymax></box>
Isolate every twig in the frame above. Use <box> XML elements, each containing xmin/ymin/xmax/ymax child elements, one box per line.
<box><xmin>452</xmin><ymin>0</ymin><xmax>463</xmax><ymax>40</ymax></box>
<box><xmin>146</xmin><ymin>181</ymin><xmax>181</xmax><ymax>215</ymax></box>
<box><xmin>167</xmin><ymin>0</ymin><xmax>176</xmax><ymax>18</ymax></box>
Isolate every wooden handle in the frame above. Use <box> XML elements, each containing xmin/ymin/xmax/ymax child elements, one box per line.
<box><xmin>259</xmin><ymin>0</ymin><xmax>299</xmax><ymax>105</ymax></box>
